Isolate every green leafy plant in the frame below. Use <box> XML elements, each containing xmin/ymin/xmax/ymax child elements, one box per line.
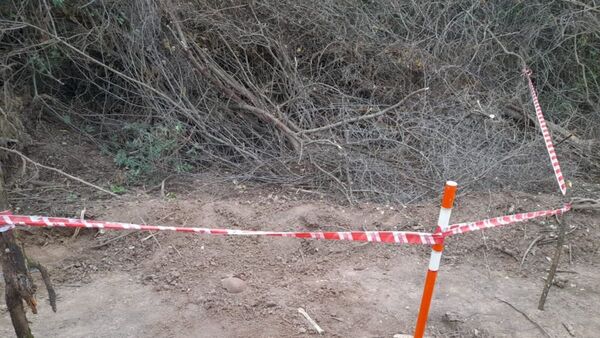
<box><xmin>30</xmin><ymin>47</ymin><xmax>64</xmax><ymax>77</ymax></box>
<box><xmin>112</xmin><ymin>122</ymin><xmax>192</xmax><ymax>183</ymax></box>
<box><xmin>66</xmin><ymin>192</ymin><xmax>78</xmax><ymax>203</ymax></box>
<box><xmin>30</xmin><ymin>54</ymin><xmax>50</xmax><ymax>74</ymax></box>
<box><xmin>110</xmin><ymin>185</ymin><xmax>127</xmax><ymax>194</ymax></box>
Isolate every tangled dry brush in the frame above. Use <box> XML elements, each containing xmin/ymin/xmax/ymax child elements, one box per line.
<box><xmin>1</xmin><ymin>0</ymin><xmax>599</xmax><ymax>202</ymax></box>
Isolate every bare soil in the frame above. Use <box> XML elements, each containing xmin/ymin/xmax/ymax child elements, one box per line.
<box><xmin>1</xmin><ymin>126</ymin><xmax>599</xmax><ymax>337</ymax></box>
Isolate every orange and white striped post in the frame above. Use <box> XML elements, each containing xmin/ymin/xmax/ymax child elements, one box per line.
<box><xmin>414</xmin><ymin>181</ymin><xmax>457</xmax><ymax>338</ymax></box>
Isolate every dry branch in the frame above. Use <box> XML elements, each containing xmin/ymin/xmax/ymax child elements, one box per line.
<box><xmin>165</xmin><ymin>7</ymin><xmax>302</xmax><ymax>151</ymax></box>
<box><xmin>519</xmin><ymin>234</ymin><xmax>544</xmax><ymax>271</ymax></box>
<box><xmin>300</xmin><ymin>87</ymin><xmax>429</xmax><ymax>135</ymax></box>
<box><xmin>570</xmin><ymin>197</ymin><xmax>600</xmax><ymax>210</ymax></box>
<box><xmin>0</xmin><ymin>146</ymin><xmax>118</xmax><ymax>197</ymax></box>
<box><xmin>506</xmin><ymin>104</ymin><xmax>600</xmax><ymax>166</ymax></box>
<box><xmin>232</xmin><ymin>104</ymin><xmax>302</xmax><ymax>150</ymax></box>
<box><xmin>496</xmin><ymin>297</ymin><xmax>550</xmax><ymax>338</ymax></box>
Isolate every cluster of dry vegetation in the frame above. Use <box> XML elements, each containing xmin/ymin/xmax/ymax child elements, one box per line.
<box><xmin>1</xmin><ymin>0</ymin><xmax>599</xmax><ymax>202</ymax></box>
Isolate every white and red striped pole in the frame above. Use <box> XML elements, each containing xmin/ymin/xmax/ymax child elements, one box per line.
<box><xmin>414</xmin><ymin>181</ymin><xmax>457</xmax><ymax>338</ymax></box>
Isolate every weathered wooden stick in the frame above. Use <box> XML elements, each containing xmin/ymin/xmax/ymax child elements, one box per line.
<box><xmin>27</xmin><ymin>258</ymin><xmax>57</xmax><ymax>312</ymax></box>
<box><xmin>538</xmin><ymin>214</ymin><xmax>568</xmax><ymax>310</ymax></box>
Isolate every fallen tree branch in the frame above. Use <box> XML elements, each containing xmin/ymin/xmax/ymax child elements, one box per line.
<box><xmin>232</xmin><ymin>104</ymin><xmax>302</xmax><ymax>150</ymax></box>
<box><xmin>0</xmin><ymin>146</ymin><xmax>118</xmax><ymax>197</ymax></box>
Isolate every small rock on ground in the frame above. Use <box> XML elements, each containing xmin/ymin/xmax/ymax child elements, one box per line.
<box><xmin>221</xmin><ymin>277</ymin><xmax>247</xmax><ymax>293</ymax></box>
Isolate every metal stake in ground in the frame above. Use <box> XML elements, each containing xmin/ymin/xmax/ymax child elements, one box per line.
<box><xmin>414</xmin><ymin>181</ymin><xmax>457</xmax><ymax>338</ymax></box>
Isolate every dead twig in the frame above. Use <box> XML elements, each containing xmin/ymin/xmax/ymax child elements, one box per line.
<box><xmin>494</xmin><ymin>246</ymin><xmax>519</xmax><ymax>261</ymax></box>
<box><xmin>71</xmin><ymin>208</ymin><xmax>85</xmax><ymax>240</ymax></box>
<box><xmin>88</xmin><ymin>232</ymin><xmax>135</xmax><ymax>249</ymax></box>
<box><xmin>160</xmin><ymin>178</ymin><xmax>167</xmax><ymax>199</ymax></box>
<box><xmin>171</xmin><ymin>244</ymin><xmax>182</xmax><ymax>258</ymax></box>
<box><xmin>141</xmin><ymin>232</ymin><xmax>158</xmax><ymax>242</ymax></box>
<box><xmin>140</xmin><ymin>217</ymin><xmax>162</xmax><ymax>249</ymax></box>
<box><xmin>519</xmin><ymin>234</ymin><xmax>544</xmax><ymax>271</ymax></box>
<box><xmin>570</xmin><ymin>197</ymin><xmax>600</xmax><ymax>210</ymax></box>
<box><xmin>299</xmin><ymin>87</ymin><xmax>429</xmax><ymax>135</ymax></box>
<box><xmin>0</xmin><ymin>146</ymin><xmax>118</xmax><ymax>197</ymax></box>
<box><xmin>562</xmin><ymin>322</ymin><xmax>576</xmax><ymax>337</ymax></box>
<box><xmin>549</xmin><ymin>269</ymin><xmax>577</xmax><ymax>274</ymax></box>
<box><xmin>298</xmin><ymin>307</ymin><xmax>324</xmax><ymax>334</ymax></box>
<box><xmin>496</xmin><ymin>297</ymin><xmax>550</xmax><ymax>337</ymax></box>
<box><xmin>464</xmin><ymin>10</ymin><xmax>526</xmax><ymax>67</ymax></box>
<box><xmin>480</xmin><ymin>230</ymin><xmax>491</xmax><ymax>278</ymax></box>
<box><xmin>298</xmin><ymin>246</ymin><xmax>306</xmax><ymax>264</ymax></box>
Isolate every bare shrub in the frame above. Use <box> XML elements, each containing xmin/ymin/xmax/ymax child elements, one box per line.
<box><xmin>1</xmin><ymin>0</ymin><xmax>598</xmax><ymax>202</ymax></box>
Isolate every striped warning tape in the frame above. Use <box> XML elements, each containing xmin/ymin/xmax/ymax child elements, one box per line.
<box><xmin>0</xmin><ymin>224</ymin><xmax>15</xmax><ymax>233</ymax></box>
<box><xmin>444</xmin><ymin>204</ymin><xmax>571</xmax><ymax>237</ymax></box>
<box><xmin>523</xmin><ymin>68</ymin><xmax>567</xmax><ymax>195</ymax></box>
<box><xmin>0</xmin><ymin>204</ymin><xmax>572</xmax><ymax>244</ymax></box>
<box><xmin>0</xmin><ymin>211</ymin><xmax>15</xmax><ymax>232</ymax></box>
<box><xmin>0</xmin><ymin>214</ymin><xmax>442</xmax><ymax>245</ymax></box>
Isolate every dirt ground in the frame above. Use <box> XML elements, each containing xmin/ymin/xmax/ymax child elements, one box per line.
<box><xmin>1</xmin><ymin>126</ymin><xmax>599</xmax><ymax>337</ymax></box>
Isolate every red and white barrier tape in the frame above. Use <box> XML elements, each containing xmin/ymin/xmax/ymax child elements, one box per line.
<box><xmin>0</xmin><ymin>204</ymin><xmax>572</xmax><ymax>244</ymax></box>
<box><xmin>0</xmin><ymin>210</ymin><xmax>15</xmax><ymax>232</ymax></box>
<box><xmin>523</xmin><ymin>68</ymin><xmax>567</xmax><ymax>195</ymax></box>
<box><xmin>0</xmin><ymin>214</ymin><xmax>442</xmax><ymax>245</ymax></box>
<box><xmin>0</xmin><ymin>224</ymin><xmax>14</xmax><ymax>233</ymax></box>
<box><xmin>443</xmin><ymin>204</ymin><xmax>571</xmax><ymax>237</ymax></box>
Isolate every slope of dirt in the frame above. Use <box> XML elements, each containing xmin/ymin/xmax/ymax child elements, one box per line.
<box><xmin>1</xmin><ymin>126</ymin><xmax>599</xmax><ymax>337</ymax></box>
